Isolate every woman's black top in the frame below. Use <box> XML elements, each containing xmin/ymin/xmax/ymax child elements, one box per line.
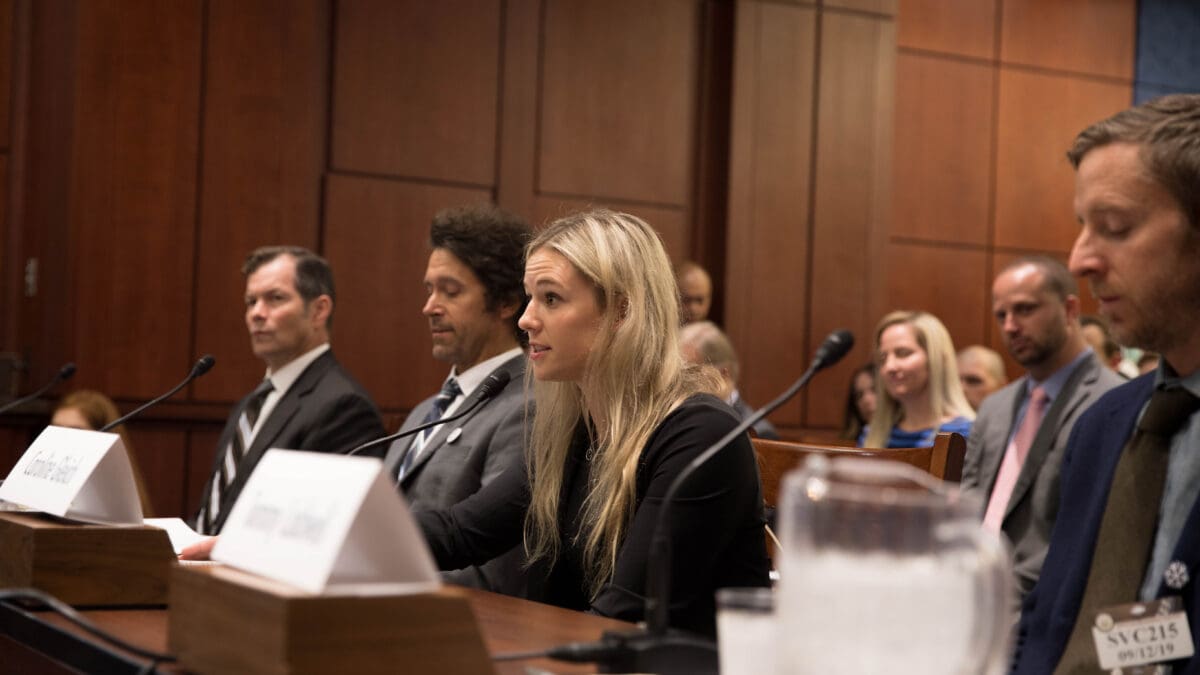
<box><xmin>415</xmin><ymin>393</ymin><xmax>770</xmax><ymax>636</ymax></box>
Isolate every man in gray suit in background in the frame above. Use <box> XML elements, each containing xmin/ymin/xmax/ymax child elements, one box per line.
<box><xmin>384</xmin><ymin>205</ymin><xmax>531</xmax><ymax>595</ymax></box>
<box><xmin>961</xmin><ymin>255</ymin><xmax>1123</xmax><ymax>601</ymax></box>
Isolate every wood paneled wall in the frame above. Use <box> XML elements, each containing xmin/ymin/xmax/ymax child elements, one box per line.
<box><xmin>725</xmin><ymin>1</ymin><xmax>895</xmax><ymax>435</ymax></box>
<box><xmin>893</xmin><ymin>0</ymin><xmax>1134</xmax><ymax>379</ymax></box>
<box><xmin>0</xmin><ymin>0</ymin><xmax>1136</xmax><ymax>515</ymax></box>
<box><xmin>0</xmin><ymin>0</ymin><xmax>795</xmax><ymax>517</ymax></box>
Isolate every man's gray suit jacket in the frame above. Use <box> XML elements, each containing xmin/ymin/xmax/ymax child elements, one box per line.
<box><xmin>385</xmin><ymin>353</ymin><xmax>528</xmax><ymax>596</ymax></box>
<box><xmin>961</xmin><ymin>352</ymin><xmax>1123</xmax><ymax>600</ymax></box>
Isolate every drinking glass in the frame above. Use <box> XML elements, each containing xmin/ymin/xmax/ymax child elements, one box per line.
<box><xmin>716</xmin><ymin>587</ymin><xmax>776</xmax><ymax>675</ymax></box>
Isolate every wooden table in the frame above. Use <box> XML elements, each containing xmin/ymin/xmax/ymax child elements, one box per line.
<box><xmin>0</xmin><ymin>585</ymin><xmax>633</xmax><ymax>674</ymax></box>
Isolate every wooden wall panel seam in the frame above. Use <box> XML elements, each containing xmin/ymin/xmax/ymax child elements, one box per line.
<box><xmin>818</xmin><ymin>5</ymin><xmax>894</xmax><ymax>21</ymax></box>
<box><xmin>887</xmin><ymin>237</ymin><xmax>989</xmax><ymax>251</ymax></box>
<box><xmin>327</xmin><ymin>168</ymin><xmax>495</xmax><ymax>192</ymax></box>
<box><xmin>983</xmin><ymin>2</ymin><xmax>1002</xmax><ymax>349</ymax></box>
<box><xmin>896</xmin><ymin>47</ymin><xmax>1137</xmax><ymax>87</ymax></box>
<box><xmin>317</xmin><ymin>0</ymin><xmax>337</xmax><ymax>254</ymax></box>
<box><xmin>899</xmin><ymin>45</ymin><xmax>994</xmax><ymax>67</ymax></box>
<box><xmin>489</xmin><ymin>0</ymin><xmax>507</xmax><ymax>204</ymax></box>
<box><xmin>2</xmin><ymin>0</ymin><xmax>27</xmax><ymax>357</ymax></box>
<box><xmin>536</xmin><ymin>189</ymin><xmax>687</xmax><ymax>212</ymax></box>
<box><xmin>531</xmin><ymin>0</ymin><xmax>547</xmax><ymax>203</ymax></box>
<box><xmin>186</xmin><ymin>0</ymin><xmax>211</xmax><ymax>399</ymax></box>
<box><xmin>998</xmin><ymin>60</ymin><xmax>1134</xmax><ymax>86</ymax></box>
<box><xmin>799</xmin><ymin>6</ymin><xmax>825</xmax><ymax>426</ymax></box>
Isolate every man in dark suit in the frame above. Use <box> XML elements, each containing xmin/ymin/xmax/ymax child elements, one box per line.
<box><xmin>383</xmin><ymin>205</ymin><xmax>531</xmax><ymax>594</ymax></box>
<box><xmin>1013</xmin><ymin>95</ymin><xmax>1200</xmax><ymax>673</ymax></box>
<box><xmin>195</xmin><ymin>246</ymin><xmax>385</xmax><ymax>535</ymax></box>
<box><xmin>961</xmin><ymin>256</ymin><xmax>1122</xmax><ymax>603</ymax></box>
<box><xmin>679</xmin><ymin>320</ymin><xmax>779</xmax><ymax>440</ymax></box>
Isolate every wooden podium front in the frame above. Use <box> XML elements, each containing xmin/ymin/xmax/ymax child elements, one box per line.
<box><xmin>169</xmin><ymin>564</ymin><xmax>495</xmax><ymax>674</ymax></box>
<box><xmin>0</xmin><ymin>511</ymin><xmax>176</xmax><ymax>605</ymax></box>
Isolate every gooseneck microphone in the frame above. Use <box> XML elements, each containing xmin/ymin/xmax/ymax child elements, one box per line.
<box><xmin>347</xmin><ymin>370</ymin><xmax>513</xmax><ymax>457</ymax></box>
<box><xmin>99</xmin><ymin>355</ymin><xmax>216</xmax><ymax>432</ymax></box>
<box><xmin>548</xmin><ymin>329</ymin><xmax>855</xmax><ymax>674</ymax></box>
<box><xmin>0</xmin><ymin>362</ymin><xmax>77</xmax><ymax>416</ymax></box>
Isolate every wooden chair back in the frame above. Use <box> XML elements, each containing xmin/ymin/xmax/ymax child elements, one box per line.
<box><xmin>753</xmin><ymin>432</ymin><xmax>966</xmax><ymax>509</ymax></box>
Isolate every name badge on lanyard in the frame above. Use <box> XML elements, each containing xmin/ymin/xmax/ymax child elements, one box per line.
<box><xmin>1091</xmin><ymin>597</ymin><xmax>1194</xmax><ymax>672</ymax></box>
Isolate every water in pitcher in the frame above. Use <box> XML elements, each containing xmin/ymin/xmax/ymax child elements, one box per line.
<box><xmin>776</xmin><ymin>456</ymin><xmax>1011</xmax><ymax>675</ymax></box>
<box><xmin>778</xmin><ymin>548</ymin><xmax>979</xmax><ymax>673</ymax></box>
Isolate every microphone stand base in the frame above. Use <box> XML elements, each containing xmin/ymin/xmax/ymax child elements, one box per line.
<box><xmin>593</xmin><ymin>628</ymin><xmax>718</xmax><ymax>674</ymax></box>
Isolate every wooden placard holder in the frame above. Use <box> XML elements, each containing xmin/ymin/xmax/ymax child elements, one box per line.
<box><xmin>169</xmin><ymin>564</ymin><xmax>495</xmax><ymax>675</ymax></box>
<box><xmin>0</xmin><ymin>511</ymin><xmax>176</xmax><ymax>605</ymax></box>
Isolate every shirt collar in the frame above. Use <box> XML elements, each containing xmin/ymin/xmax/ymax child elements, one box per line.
<box><xmin>264</xmin><ymin>343</ymin><xmax>330</xmax><ymax>397</ymax></box>
<box><xmin>1155</xmin><ymin>359</ymin><xmax>1200</xmax><ymax>398</ymax></box>
<box><xmin>1026</xmin><ymin>347</ymin><xmax>1094</xmax><ymax>402</ymax></box>
<box><xmin>449</xmin><ymin>347</ymin><xmax>522</xmax><ymax>399</ymax></box>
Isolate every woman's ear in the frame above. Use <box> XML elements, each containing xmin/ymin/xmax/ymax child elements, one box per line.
<box><xmin>613</xmin><ymin>296</ymin><xmax>630</xmax><ymax>329</ymax></box>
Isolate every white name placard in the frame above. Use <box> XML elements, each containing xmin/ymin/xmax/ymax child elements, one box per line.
<box><xmin>211</xmin><ymin>449</ymin><xmax>441</xmax><ymax>595</ymax></box>
<box><xmin>0</xmin><ymin>426</ymin><xmax>143</xmax><ymax>525</ymax></box>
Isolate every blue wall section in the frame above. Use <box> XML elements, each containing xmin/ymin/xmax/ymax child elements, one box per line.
<box><xmin>1135</xmin><ymin>0</ymin><xmax>1200</xmax><ymax>103</ymax></box>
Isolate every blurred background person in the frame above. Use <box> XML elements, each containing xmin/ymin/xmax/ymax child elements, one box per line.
<box><xmin>957</xmin><ymin>345</ymin><xmax>1008</xmax><ymax>411</ymax></box>
<box><xmin>52</xmin><ymin>389</ymin><xmax>154</xmax><ymax>516</ymax></box>
<box><xmin>675</xmin><ymin>260</ymin><xmax>712</xmax><ymax>324</ymax></box>
<box><xmin>680</xmin><ymin>320</ymin><xmax>780</xmax><ymax>439</ymax></box>
<box><xmin>1137</xmin><ymin>351</ymin><xmax>1160</xmax><ymax>375</ymax></box>
<box><xmin>1079</xmin><ymin>314</ymin><xmax>1128</xmax><ymax>375</ymax></box>
<box><xmin>839</xmin><ymin>363</ymin><xmax>876</xmax><ymax>443</ymax></box>
<box><xmin>861</xmin><ymin>310</ymin><xmax>974</xmax><ymax>448</ymax></box>
<box><xmin>961</xmin><ymin>256</ymin><xmax>1123</xmax><ymax>603</ymax></box>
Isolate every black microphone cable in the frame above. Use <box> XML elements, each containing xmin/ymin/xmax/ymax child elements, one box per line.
<box><xmin>0</xmin><ymin>587</ymin><xmax>176</xmax><ymax>671</ymax></box>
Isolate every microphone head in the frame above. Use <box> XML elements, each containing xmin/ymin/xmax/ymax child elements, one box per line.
<box><xmin>58</xmin><ymin>362</ymin><xmax>77</xmax><ymax>381</ymax></box>
<box><xmin>813</xmin><ymin>330</ymin><xmax>855</xmax><ymax>371</ymax></box>
<box><xmin>192</xmin><ymin>354</ymin><xmax>216</xmax><ymax>377</ymax></box>
<box><xmin>477</xmin><ymin>370</ymin><xmax>512</xmax><ymax>398</ymax></box>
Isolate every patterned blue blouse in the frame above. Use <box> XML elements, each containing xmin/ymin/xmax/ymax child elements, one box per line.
<box><xmin>857</xmin><ymin>415</ymin><xmax>972</xmax><ymax>448</ymax></box>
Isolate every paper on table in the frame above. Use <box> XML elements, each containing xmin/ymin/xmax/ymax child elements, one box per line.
<box><xmin>145</xmin><ymin>517</ymin><xmax>210</xmax><ymax>554</ymax></box>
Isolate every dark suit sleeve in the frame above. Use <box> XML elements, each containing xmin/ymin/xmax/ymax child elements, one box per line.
<box><xmin>415</xmin><ymin>460</ymin><xmax>529</xmax><ymax>569</ymax></box>
<box><xmin>304</xmin><ymin>390</ymin><xmax>386</xmax><ymax>456</ymax></box>
<box><xmin>592</xmin><ymin>398</ymin><xmax>769</xmax><ymax>633</ymax></box>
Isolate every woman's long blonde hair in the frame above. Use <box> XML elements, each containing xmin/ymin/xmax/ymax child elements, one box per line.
<box><xmin>863</xmin><ymin>310</ymin><xmax>974</xmax><ymax>448</ymax></box>
<box><xmin>523</xmin><ymin>209</ymin><xmax>718</xmax><ymax>597</ymax></box>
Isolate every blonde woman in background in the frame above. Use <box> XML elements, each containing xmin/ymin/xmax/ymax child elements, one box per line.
<box><xmin>52</xmin><ymin>390</ymin><xmax>154</xmax><ymax>515</ymax></box>
<box><xmin>859</xmin><ymin>310</ymin><xmax>975</xmax><ymax>448</ymax></box>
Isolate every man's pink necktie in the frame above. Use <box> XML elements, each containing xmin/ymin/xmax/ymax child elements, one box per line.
<box><xmin>983</xmin><ymin>386</ymin><xmax>1048</xmax><ymax>531</ymax></box>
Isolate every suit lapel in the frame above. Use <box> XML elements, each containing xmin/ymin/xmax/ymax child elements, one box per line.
<box><xmin>195</xmin><ymin>398</ymin><xmax>248</xmax><ymax>527</ymax></box>
<box><xmin>383</xmin><ymin>398</ymin><xmax>434</xmax><ymax>476</ymax></box>
<box><xmin>1005</xmin><ymin>357</ymin><xmax>1097</xmax><ymax>520</ymax></box>
<box><xmin>397</xmin><ymin>354</ymin><xmax>524</xmax><ymax>486</ymax></box>
<box><xmin>216</xmin><ymin>352</ymin><xmax>333</xmax><ymax>529</ymax></box>
<box><xmin>400</xmin><ymin>378</ymin><xmax>493</xmax><ymax>485</ymax></box>
<box><xmin>981</xmin><ymin>382</ymin><xmax>1025</xmax><ymax>494</ymax></box>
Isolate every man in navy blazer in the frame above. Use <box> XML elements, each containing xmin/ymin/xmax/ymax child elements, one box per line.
<box><xmin>196</xmin><ymin>246</ymin><xmax>385</xmax><ymax>535</ymax></box>
<box><xmin>383</xmin><ymin>205</ymin><xmax>531</xmax><ymax>595</ymax></box>
<box><xmin>1012</xmin><ymin>95</ymin><xmax>1200</xmax><ymax>673</ymax></box>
